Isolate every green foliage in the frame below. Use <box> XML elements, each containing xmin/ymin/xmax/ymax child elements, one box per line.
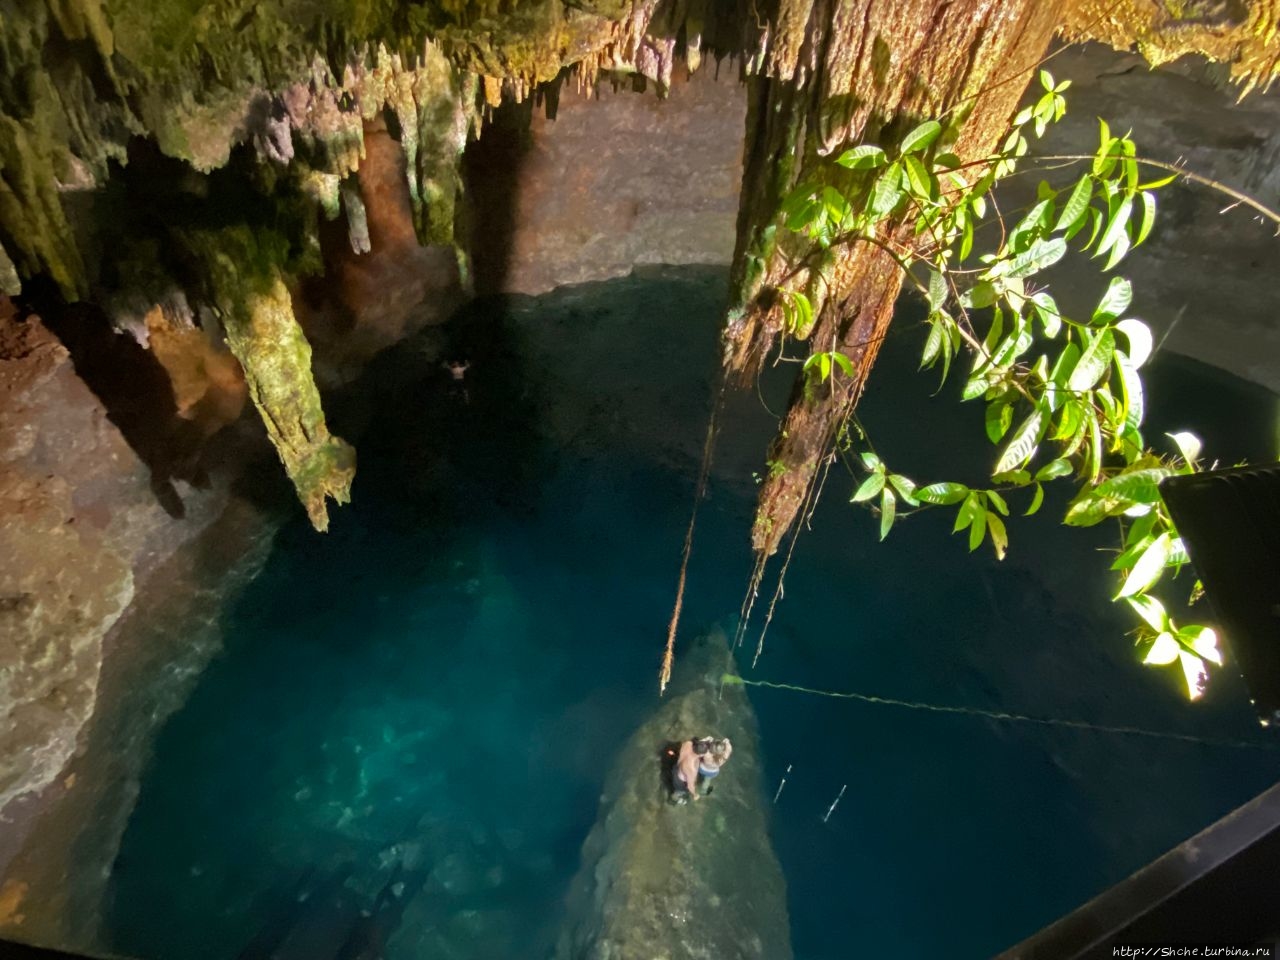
<box><xmin>781</xmin><ymin>74</ymin><xmax>1229</xmax><ymax>700</ymax></box>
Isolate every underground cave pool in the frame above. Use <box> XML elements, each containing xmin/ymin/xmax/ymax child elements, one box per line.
<box><xmin>99</xmin><ymin>268</ymin><xmax>1279</xmax><ymax>959</ymax></box>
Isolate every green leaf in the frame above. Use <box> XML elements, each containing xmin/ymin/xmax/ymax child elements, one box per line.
<box><xmin>1095</xmin><ymin>196</ymin><xmax>1133</xmax><ymax>263</ymax></box>
<box><xmin>927</xmin><ymin>269</ymin><xmax>947</xmax><ymax>311</ymax></box>
<box><xmin>1167</xmin><ymin>431</ymin><xmax>1202</xmax><ymax>467</ymax></box>
<box><xmin>921</xmin><ymin>322</ymin><xmax>944</xmax><ymax>368</ymax></box>
<box><xmin>1087</xmin><ymin>409</ymin><xmax>1104</xmax><ymax>481</ymax></box>
<box><xmin>1035</xmin><ymin>458</ymin><xmax>1073</xmax><ymax>481</ymax></box>
<box><xmin>851</xmin><ymin>471</ymin><xmax>886</xmax><ymax>502</ymax></box>
<box><xmin>1083</xmin><ymin>206</ymin><xmax>1104</xmax><ymax>250</ymax></box>
<box><xmin>1006</xmin><ymin>237</ymin><xmax>1067</xmax><ymax>278</ymax></box>
<box><xmin>1039</xmin><ymin>68</ymin><xmax>1055</xmax><ymax>92</ymax></box>
<box><xmin>993</xmin><ymin>469</ymin><xmax>1032</xmax><ymax>486</ymax></box>
<box><xmin>868</xmin><ymin>165</ymin><xmax>906</xmax><ymax>218</ymax></box>
<box><xmin>1054</xmin><ymin>174</ymin><xmax>1093</xmax><ymax>233</ymax></box>
<box><xmin>836</xmin><ymin>144</ymin><xmax>887</xmax><ymax>169</ymax></box>
<box><xmin>1135</xmin><ymin>190</ymin><xmax>1157</xmax><ymax>246</ymax></box>
<box><xmin>1117</xmin><ymin>532</ymin><xmax>1171</xmax><ymax>598</ymax></box>
<box><xmin>1179</xmin><ymin>625</ymin><xmax>1222</xmax><ymax>665</ymax></box>
<box><xmin>900</xmin><ymin>120</ymin><xmax>942</xmax><ymax>155</ymax></box>
<box><xmin>1128</xmin><ymin>594</ymin><xmax>1168</xmax><ymax>632</ymax></box>
<box><xmin>1068</xmin><ymin>329</ymin><xmax>1116</xmax><ymax>393</ymax></box>
<box><xmin>805</xmin><ymin>351</ymin><xmax>834</xmax><ymax>382</ymax></box>
<box><xmin>968</xmin><ymin>504</ymin><xmax>988</xmax><ymax>551</ymax></box>
<box><xmin>1144</xmin><ymin>631</ymin><xmax>1180</xmax><ymax>665</ymax></box>
<box><xmin>903</xmin><ymin>154</ymin><xmax>934</xmax><ymax>200</ymax></box>
<box><xmin>987</xmin><ymin>512</ymin><xmax>1008</xmax><ymax>559</ymax></box>
<box><xmin>1115</xmin><ymin>317</ymin><xmax>1152</xmax><ymax>368</ymax></box>
<box><xmin>985</xmin><ymin>400</ymin><xmax>1014</xmax><ymax>443</ymax></box>
<box><xmin>888</xmin><ymin>474</ymin><xmax>920</xmax><ymax>506</ymax></box>
<box><xmin>1025</xmin><ymin>482</ymin><xmax>1045</xmax><ymax>516</ymax></box>
<box><xmin>954</xmin><ymin>492</ymin><xmax>979</xmax><ymax>532</ymax></box>
<box><xmin>1103</xmin><ymin>229</ymin><xmax>1131</xmax><ymax>271</ymax></box>
<box><xmin>860</xmin><ymin>450</ymin><xmax>882</xmax><ymax>471</ymax></box>
<box><xmin>960</xmin><ymin>280</ymin><xmax>997</xmax><ymax>310</ymax></box>
<box><xmin>959</xmin><ymin>214</ymin><xmax>975</xmax><ymax>261</ymax></box>
<box><xmin>917</xmin><ymin>482</ymin><xmax>970</xmax><ymax>505</ymax></box>
<box><xmin>986</xmin><ymin>489</ymin><xmax>1010</xmax><ymax>516</ymax></box>
<box><xmin>1115</xmin><ymin>354</ymin><xmax>1145</xmax><ymax>431</ymax></box>
<box><xmin>962</xmin><ymin>374</ymin><xmax>990</xmax><ymax>402</ymax></box>
<box><xmin>1095</xmin><ymin>467</ymin><xmax>1171</xmax><ymax>504</ymax></box>
<box><xmin>831</xmin><ymin>352</ymin><xmax>855</xmax><ymax>378</ymax></box>
<box><xmin>1093</xmin><ymin>276</ymin><xmax>1132</xmax><ymax>323</ymax></box>
<box><xmin>994</xmin><ymin>408</ymin><xmax>1044</xmax><ymax>475</ymax></box>
<box><xmin>1093</xmin><ymin>118</ymin><xmax>1117</xmax><ymax>177</ymax></box>
<box><xmin>1064</xmin><ymin>487</ymin><xmax>1112</xmax><ymax>527</ymax></box>
<box><xmin>1032</xmin><ymin>291</ymin><xmax>1062</xmax><ymax>339</ymax></box>
<box><xmin>879</xmin><ymin>488</ymin><xmax>897</xmax><ymax>540</ymax></box>
<box><xmin>1178</xmin><ymin>650</ymin><xmax>1209</xmax><ymax>700</ymax></box>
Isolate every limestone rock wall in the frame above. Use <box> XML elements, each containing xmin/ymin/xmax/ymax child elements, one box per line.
<box><xmin>0</xmin><ymin>302</ymin><xmax>235</xmax><ymax>811</ymax></box>
<box><xmin>468</xmin><ymin>66</ymin><xmax>746</xmax><ymax>295</ymax></box>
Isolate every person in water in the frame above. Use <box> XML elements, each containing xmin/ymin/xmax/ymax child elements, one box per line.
<box><xmin>443</xmin><ymin>359</ymin><xmax>470</xmax><ymax>403</ymax></box>
<box><xmin>672</xmin><ymin>736</ymin><xmax>732</xmax><ymax>802</ymax></box>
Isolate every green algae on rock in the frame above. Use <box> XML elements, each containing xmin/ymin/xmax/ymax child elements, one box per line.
<box><xmin>187</xmin><ymin>227</ymin><xmax>355</xmax><ymax>531</ymax></box>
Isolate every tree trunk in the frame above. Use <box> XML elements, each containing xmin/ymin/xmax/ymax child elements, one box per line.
<box><xmin>727</xmin><ymin>0</ymin><xmax>1063</xmax><ymax>557</ymax></box>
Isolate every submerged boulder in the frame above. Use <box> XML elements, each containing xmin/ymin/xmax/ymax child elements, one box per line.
<box><xmin>557</xmin><ymin>628</ymin><xmax>792</xmax><ymax>960</ymax></box>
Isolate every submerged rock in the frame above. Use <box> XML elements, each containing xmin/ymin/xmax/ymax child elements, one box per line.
<box><xmin>556</xmin><ymin>628</ymin><xmax>792</xmax><ymax>960</ymax></box>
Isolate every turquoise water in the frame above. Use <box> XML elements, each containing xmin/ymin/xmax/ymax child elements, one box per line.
<box><xmin>105</xmin><ymin>269</ymin><xmax>1279</xmax><ymax>959</ymax></box>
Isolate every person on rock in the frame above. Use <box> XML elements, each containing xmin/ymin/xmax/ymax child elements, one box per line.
<box><xmin>672</xmin><ymin>736</ymin><xmax>732</xmax><ymax>803</ymax></box>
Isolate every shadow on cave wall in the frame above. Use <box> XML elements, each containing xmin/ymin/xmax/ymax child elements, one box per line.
<box><xmin>28</xmin><ymin>292</ymin><xmax>202</xmax><ymax>519</ymax></box>
<box><xmin>462</xmin><ymin>95</ymin><xmax>535</xmax><ymax>296</ymax></box>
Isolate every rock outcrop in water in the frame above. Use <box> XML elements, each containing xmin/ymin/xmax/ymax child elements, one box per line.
<box><xmin>557</xmin><ymin>628</ymin><xmax>792</xmax><ymax>960</ymax></box>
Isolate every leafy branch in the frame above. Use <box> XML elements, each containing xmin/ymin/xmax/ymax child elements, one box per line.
<box><xmin>772</xmin><ymin>69</ymin><xmax>1230</xmax><ymax>700</ymax></box>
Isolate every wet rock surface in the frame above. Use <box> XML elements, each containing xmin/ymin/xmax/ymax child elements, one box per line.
<box><xmin>556</xmin><ymin>628</ymin><xmax>792</xmax><ymax>960</ymax></box>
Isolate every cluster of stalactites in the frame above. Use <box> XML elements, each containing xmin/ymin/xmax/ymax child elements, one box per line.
<box><xmin>249</xmin><ymin>40</ymin><xmax>479</xmax><ymax>253</ymax></box>
<box><xmin>1062</xmin><ymin>0</ymin><xmax>1280</xmax><ymax>98</ymax></box>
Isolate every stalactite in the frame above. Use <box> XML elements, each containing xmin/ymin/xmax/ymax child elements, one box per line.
<box><xmin>0</xmin><ymin>243</ymin><xmax>19</xmax><ymax>297</ymax></box>
<box><xmin>1062</xmin><ymin>0</ymin><xmax>1280</xmax><ymax>96</ymax></box>
<box><xmin>182</xmin><ymin>226</ymin><xmax>354</xmax><ymax>531</ymax></box>
<box><xmin>341</xmin><ymin>180</ymin><xmax>372</xmax><ymax>254</ymax></box>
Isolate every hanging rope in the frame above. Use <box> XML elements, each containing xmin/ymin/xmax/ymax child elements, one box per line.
<box><xmin>660</xmin><ymin>377</ymin><xmax>728</xmax><ymax>695</ymax></box>
<box><xmin>724</xmin><ymin>675</ymin><xmax>1280</xmax><ymax>751</ymax></box>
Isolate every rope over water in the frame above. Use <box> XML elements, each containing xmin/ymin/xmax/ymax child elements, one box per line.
<box><xmin>725</xmin><ymin>675</ymin><xmax>1280</xmax><ymax>751</ymax></box>
<box><xmin>660</xmin><ymin>377</ymin><xmax>728</xmax><ymax>695</ymax></box>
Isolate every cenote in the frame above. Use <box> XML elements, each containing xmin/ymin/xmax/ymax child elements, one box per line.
<box><xmin>97</xmin><ymin>271</ymin><xmax>1278</xmax><ymax>959</ymax></box>
<box><xmin>4</xmin><ymin>6</ymin><xmax>1280</xmax><ymax>960</ymax></box>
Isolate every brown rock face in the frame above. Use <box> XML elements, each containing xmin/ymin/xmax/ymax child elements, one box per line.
<box><xmin>467</xmin><ymin>66</ymin><xmax>746</xmax><ymax>295</ymax></box>
<box><xmin>0</xmin><ymin>310</ymin><xmax>134</xmax><ymax>810</ymax></box>
<box><xmin>0</xmin><ymin>303</ymin><xmax>233</xmax><ymax>809</ymax></box>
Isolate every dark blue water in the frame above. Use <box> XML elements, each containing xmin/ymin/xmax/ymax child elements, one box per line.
<box><xmin>105</xmin><ymin>269</ymin><xmax>1279</xmax><ymax>959</ymax></box>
